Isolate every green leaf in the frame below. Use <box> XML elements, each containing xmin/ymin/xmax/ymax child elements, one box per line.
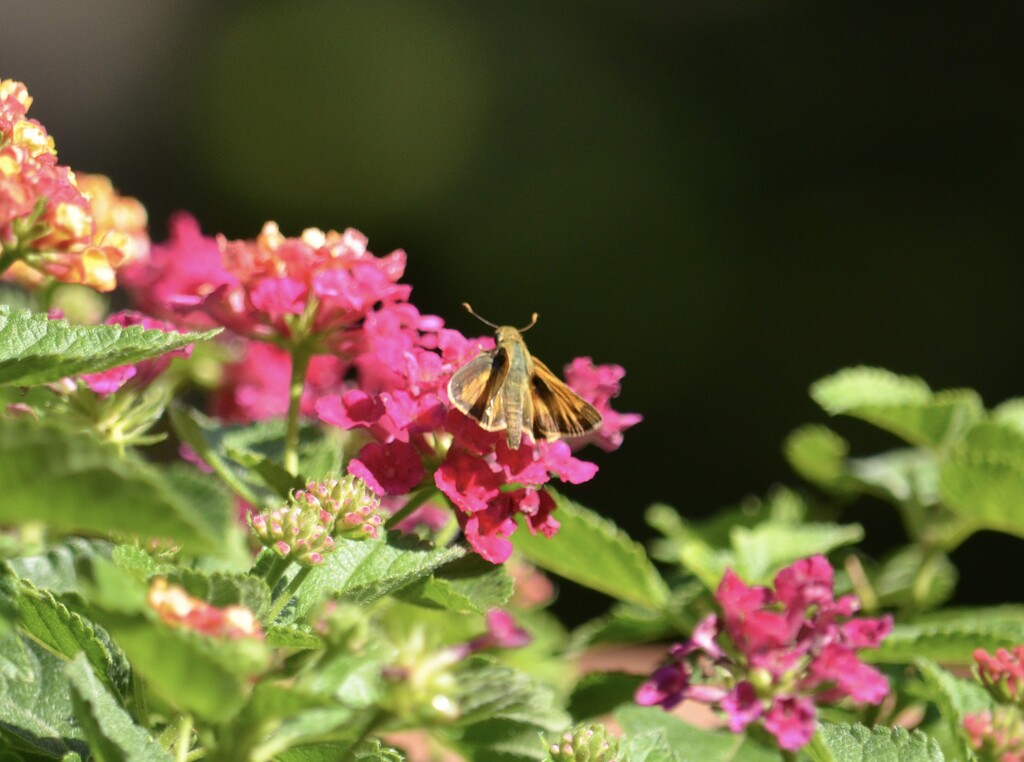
<box><xmin>868</xmin><ymin>622</ymin><xmax>1024</xmax><ymax>666</ymax></box>
<box><xmin>511</xmin><ymin>492</ymin><xmax>669</xmax><ymax>609</ymax></box>
<box><xmin>0</xmin><ymin>420</ymin><xmax>223</xmax><ymax>555</ymax></box>
<box><xmin>8</xmin><ymin>538</ymin><xmax>112</xmax><ymax>594</ymax></box>
<box><xmin>14</xmin><ymin>580</ymin><xmax>116</xmax><ymax>696</ymax></box>
<box><xmin>454</xmin><ymin>658</ymin><xmax>569</xmax><ymax>731</ymax></box>
<box><xmin>869</xmin><ymin>547</ymin><xmax>956</xmax><ymax>611</ymax></box>
<box><xmin>82</xmin><ymin>558</ymin><xmax>270</xmax><ymax>722</ymax></box>
<box><xmin>614</xmin><ymin>705</ymin><xmax>781</xmax><ymax>762</ymax></box>
<box><xmin>806</xmin><ymin>722</ymin><xmax>944</xmax><ymax>762</ymax></box>
<box><xmin>618</xmin><ymin>729</ymin><xmax>681</xmax><ymax>762</ymax></box>
<box><xmin>395</xmin><ymin>554</ymin><xmax>513</xmax><ymax>614</ymax></box>
<box><xmin>567</xmin><ymin>671</ymin><xmax>644</xmax><ymax>722</ymax></box>
<box><xmin>810</xmin><ymin>367</ymin><xmax>982</xmax><ymax>448</ymax></box>
<box><xmin>161</xmin><ymin>464</ymin><xmax>250</xmax><ymax>569</ymax></box>
<box><xmin>993</xmin><ymin>398</ymin><xmax>1024</xmax><ymax>436</ymax></box>
<box><xmin>915</xmin><ymin>658</ymin><xmax>991</xmax><ymax>762</ymax></box>
<box><xmin>939</xmin><ymin>421</ymin><xmax>1024</xmax><ymax>538</ymax></box>
<box><xmin>784</xmin><ymin>425</ymin><xmax>856</xmax><ymax>493</ymax></box>
<box><xmin>0</xmin><ymin>306</ymin><xmax>218</xmax><ymax>387</ymax></box>
<box><xmin>730</xmin><ymin>521</ymin><xmax>863</xmax><ymax>585</ymax></box>
<box><xmin>0</xmin><ymin>635</ymin><xmax>87</xmax><ymax>758</ymax></box>
<box><xmin>264</xmin><ymin>623</ymin><xmax>323</xmax><ymax>649</ymax></box>
<box><xmin>291</xmin><ymin>534</ymin><xmax>465</xmax><ymax>621</ymax></box>
<box><xmin>278</xmin><ymin>740</ymin><xmax>404</xmax><ymax>762</ymax></box>
<box><xmin>64</xmin><ymin>654</ymin><xmax>172</xmax><ymax>762</ymax></box>
<box><xmin>445</xmin><ymin>660</ymin><xmax>570</xmax><ymax>759</ymax></box>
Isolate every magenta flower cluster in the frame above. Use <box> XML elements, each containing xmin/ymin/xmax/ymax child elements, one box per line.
<box><xmin>636</xmin><ymin>555</ymin><xmax>892</xmax><ymax>751</ymax></box>
<box><xmin>119</xmin><ymin>213</ymin><xmax>640</xmax><ymax>563</ymax></box>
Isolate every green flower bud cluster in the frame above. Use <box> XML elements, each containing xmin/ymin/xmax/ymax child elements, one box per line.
<box><xmin>548</xmin><ymin>723</ymin><xmax>620</xmax><ymax>762</ymax></box>
<box><xmin>249</xmin><ymin>475</ymin><xmax>382</xmax><ymax>566</ymax></box>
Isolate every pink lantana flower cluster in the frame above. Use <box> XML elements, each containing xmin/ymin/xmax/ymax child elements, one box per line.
<box><xmin>0</xmin><ymin>78</ymin><xmax>146</xmax><ymax>291</ymax></box>
<box><xmin>963</xmin><ymin>646</ymin><xmax>1024</xmax><ymax>762</ymax></box>
<box><xmin>123</xmin><ymin>213</ymin><xmax>639</xmax><ymax>563</ymax></box>
<box><xmin>636</xmin><ymin>555</ymin><xmax>893</xmax><ymax>751</ymax></box>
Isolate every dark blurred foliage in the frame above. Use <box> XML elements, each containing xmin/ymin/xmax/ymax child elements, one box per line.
<box><xmin>4</xmin><ymin>1</ymin><xmax>1024</xmax><ymax>620</ymax></box>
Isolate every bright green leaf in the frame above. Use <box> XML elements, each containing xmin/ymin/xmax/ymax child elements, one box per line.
<box><xmin>810</xmin><ymin>367</ymin><xmax>981</xmax><ymax>448</ymax></box>
<box><xmin>291</xmin><ymin>534</ymin><xmax>465</xmax><ymax>621</ymax></box>
<box><xmin>915</xmin><ymin>658</ymin><xmax>991</xmax><ymax>762</ymax></box>
<box><xmin>0</xmin><ymin>306</ymin><xmax>218</xmax><ymax>387</ymax></box>
<box><xmin>784</xmin><ymin>424</ymin><xmax>855</xmax><ymax>493</ymax></box>
<box><xmin>567</xmin><ymin>671</ymin><xmax>644</xmax><ymax>722</ymax></box>
<box><xmin>939</xmin><ymin>421</ymin><xmax>1024</xmax><ymax>539</ymax></box>
<box><xmin>0</xmin><ymin>635</ymin><xmax>87</xmax><ymax>758</ymax></box>
<box><xmin>0</xmin><ymin>421</ymin><xmax>223</xmax><ymax>555</ymax></box>
<box><xmin>868</xmin><ymin>622</ymin><xmax>1024</xmax><ymax>666</ymax></box>
<box><xmin>14</xmin><ymin>581</ymin><xmax>116</xmax><ymax>697</ymax></box>
<box><xmin>807</xmin><ymin>722</ymin><xmax>944</xmax><ymax>762</ymax></box>
<box><xmin>395</xmin><ymin>554</ymin><xmax>513</xmax><ymax>614</ymax></box>
<box><xmin>614</xmin><ymin>705</ymin><xmax>780</xmax><ymax>762</ymax></box>
<box><xmin>731</xmin><ymin>521</ymin><xmax>863</xmax><ymax>584</ymax></box>
<box><xmin>64</xmin><ymin>654</ymin><xmax>172</xmax><ymax>762</ymax></box>
<box><xmin>511</xmin><ymin>492</ymin><xmax>669</xmax><ymax>609</ymax></box>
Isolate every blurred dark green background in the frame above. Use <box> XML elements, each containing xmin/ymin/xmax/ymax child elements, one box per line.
<box><xmin>5</xmin><ymin>1</ymin><xmax>1023</xmax><ymax>616</ymax></box>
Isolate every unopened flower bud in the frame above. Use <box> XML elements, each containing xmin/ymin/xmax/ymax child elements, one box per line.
<box><xmin>548</xmin><ymin>723</ymin><xmax>620</xmax><ymax>761</ymax></box>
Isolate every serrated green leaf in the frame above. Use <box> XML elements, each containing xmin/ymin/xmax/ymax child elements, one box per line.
<box><xmin>0</xmin><ymin>635</ymin><xmax>87</xmax><ymax>758</ymax></box>
<box><xmin>228</xmin><ymin>680</ymin><xmax>358</xmax><ymax>760</ymax></box>
<box><xmin>161</xmin><ymin>464</ymin><xmax>250</xmax><ymax>569</ymax></box>
<box><xmin>915</xmin><ymin>658</ymin><xmax>991</xmax><ymax>762</ymax></box>
<box><xmin>731</xmin><ymin>521</ymin><xmax>863</xmax><ymax>584</ymax></box>
<box><xmin>454</xmin><ymin>658</ymin><xmax>569</xmax><ymax>731</ymax></box>
<box><xmin>614</xmin><ymin>705</ymin><xmax>780</xmax><ymax>762</ymax></box>
<box><xmin>264</xmin><ymin>623</ymin><xmax>323</xmax><ymax>649</ymax></box>
<box><xmin>0</xmin><ymin>306</ymin><xmax>217</xmax><ymax>387</ymax></box>
<box><xmin>868</xmin><ymin>622</ymin><xmax>1024</xmax><ymax>666</ymax></box>
<box><xmin>570</xmin><ymin>596</ymin><xmax>690</xmax><ymax>649</ymax></box>
<box><xmin>395</xmin><ymin>554</ymin><xmax>513</xmax><ymax>614</ymax></box>
<box><xmin>64</xmin><ymin>654</ymin><xmax>172</xmax><ymax>762</ymax></box>
<box><xmin>14</xmin><ymin>581</ymin><xmax>116</xmax><ymax>696</ymax></box>
<box><xmin>810</xmin><ymin>367</ymin><xmax>982</xmax><ymax>448</ymax></box>
<box><xmin>99</xmin><ymin>610</ymin><xmax>269</xmax><ymax>722</ymax></box>
<box><xmin>939</xmin><ymin>421</ymin><xmax>1024</xmax><ymax>538</ymax></box>
<box><xmin>0</xmin><ymin>421</ymin><xmax>223</xmax><ymax>555</ymax></box>
<box><xmin>618</xmin><ymin>729</ymin><xmax>681</xmax><ymax>762</ymax></box>
<box><xmin>8</xmin><ymin>539</ymin><xmax>112</xmax><ymax>594</ymax></box>
<box><xmin>511</xmin><ymin>492</ymin><xmax>669</xmax><ymax>609</ymax></box>
<box><xmin>567</xmin><ymin>671</ymin><xmax>644</xmax><ymax>722</ymax></box>
<box><xmin>291</xmin><ymin>534</ymin><xmax>465</xmax><ymax>622</ymax></box>
<box><xmin>278</xmin><ymin>740</ymin><xmax>404</xmax><ymax>762</ymax></box>
<box><xmin>807</xmin><ymin>722</ymin><xmax>944</xmax><ymax>762</ymax></box>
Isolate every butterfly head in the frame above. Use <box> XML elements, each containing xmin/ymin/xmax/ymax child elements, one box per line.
<box><xmin>462</xmin><ymin>302</ymin><xmax>538</xmax><ymax>339</ymax></box>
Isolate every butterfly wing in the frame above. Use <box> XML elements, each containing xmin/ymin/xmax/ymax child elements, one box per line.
<box><xmin>447</xmin><ymin>348</ymin><xmax>511</xmax><ymax>432</ymax></box>
<box><xmin>530</xmin><ymin>356</ymin><xmax>603</xmax><ymax>441</ymax></box>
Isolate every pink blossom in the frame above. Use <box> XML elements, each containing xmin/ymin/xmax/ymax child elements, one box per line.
<box><xmin>562</xmin><ymin>357</ymin><xmax>642</xmax><ymax>451</ymax></box>
<box><xmin>434</xmin><ymin>449</ymin><xmax>505</xmax><ymax>514</ymax></box>
<box><xmin>80</xmin><ymin>311</ymin><xmax>192</xmax><ymax>395</ymax></box>
<box><xmin>763</xmin><ymin>696</ymin><xmax>817</xmax><ymax>751</ymax></box>
<box><xmin>636</xmin><ymin>555</ymin><xmax>892</xmax><ymax>753</ymax></box>
<box><xmin>721</xmin><ymin>682</ymin><xmax>763</xmax><ymax>732</ymax></box>
<box><xmin>120</xmin><ymin>213</ymin><xmax>235</xmax><ymax>326</ymax></box>
<box><xmin>348</xmin><ymin>441</ymin><xmax>425</xmax><ymax>496</ymax></box>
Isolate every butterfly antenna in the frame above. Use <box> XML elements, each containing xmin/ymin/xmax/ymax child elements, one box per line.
<box><xmin>518</xmin><ymin>312</ymin><xmax>539</xmax><ymax>333</ymax></box>
<box><xmin>462</xmin><ymin>302</ymin><xmax>500</xmax><ymax>330</ymax></box>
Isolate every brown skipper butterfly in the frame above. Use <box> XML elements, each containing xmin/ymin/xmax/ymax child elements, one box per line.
<box><xmin>447</xmin><ymin>303</ymin><xmax>602</xmax><ymax>449</ymax></box>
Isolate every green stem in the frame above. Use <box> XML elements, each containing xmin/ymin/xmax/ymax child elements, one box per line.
<box><xmin>266</xmin><ymin>566</ymin><xmax>313</xmax><ymax>623</ymax></box>
<box><xmin>721</xmin><ymin>733</ymin><xmax>746</xmax><ymax>762</ymax></box>
<box><xmin>174</xmin><ymin>714</ymin><xmax>193</xmax><ymax>762</ymax></box>
<box><xmin>284</xmin><ymin>345</ymin><xmax>312</xmax><ymax>477</ymax></box>
<box><xmin>384</xmin><ymin>485</ymin><xmax>437</xmax><ymax>530</ymax></box>
<box><xmin>131</xmin><ymin>670</ymin><xmax>150</xmax><ymax>729</ymax></box>
<box><xmin>262</xmin><ymin>555</ymin><xmax>292</xmax><ymax>591</ymax></box>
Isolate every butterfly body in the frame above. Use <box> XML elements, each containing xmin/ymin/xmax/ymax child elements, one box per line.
<box><xmin>447</xmin><ymin>306</ymin><xmax>602</xmax><ymax>449</ymax></box>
